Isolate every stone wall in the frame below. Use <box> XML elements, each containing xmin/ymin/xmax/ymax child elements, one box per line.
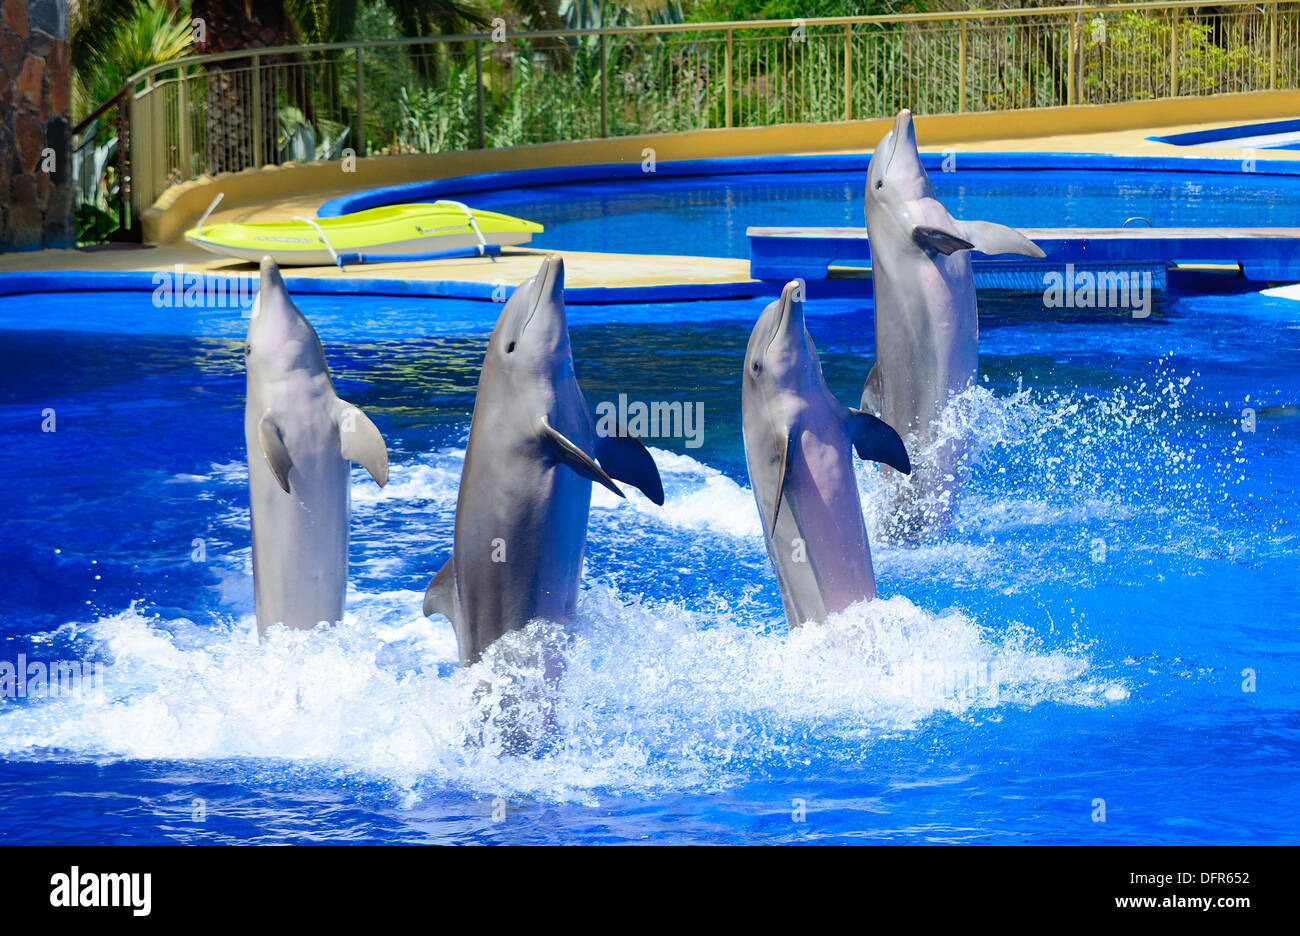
<box><xmin>1</xmin><ymin>0</ymin><xmax>72</xmax><ymax>251</ymax></box>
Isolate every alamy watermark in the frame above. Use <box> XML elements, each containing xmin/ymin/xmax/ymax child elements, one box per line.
<box><xmin>49</xmin><ymin>867</ymin><xmax>150</xmax><ymax>916</ymax></box>
<box><xmin>151</xmin><ymin>265</ymin><xmax>256</xmax><ymax>312</ymax></box>
<box><xmin>595</xmin><ymin>393</ymin><xmax>704</xmax><ymax>449</ymax></box>
<box><xmin>1</xmin><ymin>655</ymin><xmax>104</xmax><ymax>699</ymax></box>
<box><xmin>898</xmin><ymin>659</ymin><xmax>1001</xmax><ymax>704</ymax></box>
<box><xmin>1042</xmin><ymin>264</ymin><xmax>1153</xmax><ymax>318</ymax></box>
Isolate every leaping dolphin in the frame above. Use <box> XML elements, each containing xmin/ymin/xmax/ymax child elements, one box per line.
<box><xmin>424</xmin><ymin>255</ymin><xmax>665</xmax><ymax>666</ymax></box>
<box><xmin>245</xmin><ymin>257</ymin><xmax>389</xmax><ymax>634</ymax></box>
<box><xmin>861</xmin><ymin>109</ymin><xmax>1044</xmax><ymax>530</ymax></box>
<box><xmin>743</xmin><ymin>281</ymin><xmax>910</xmax><ymax>630</ymax></box>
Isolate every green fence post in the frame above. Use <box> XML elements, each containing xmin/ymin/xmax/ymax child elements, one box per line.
<box><xmin>958</xmin><ymin>19</ymin><xmax>968</xmax><ymax>113</ymax></box>
<box><xmin>354</xmin><ymin>47</ymin><xmax>366</xmax><ymax>157</ymax></box>
<box><xmin>1170</xmin><ymin>8</ymin><xmax>1180</xmax><ymax>97</ymax></box>
<box><xmin>600</xmin><ymin>30</ymin><xmax>609</xmax><ymax>138</ymax></box>
<box><xmin>1067</xmin><ymin>17</ymin><xmax>1076</xmax><ymax>105</ymax></box>
<box><xmin>844</xmin><ymin>24</ymin><xmax>853</xmax><ymax>121</ymax></box>
<box><xmin>251</xmin><ymin>54</ymin><xmax>263</xmax><ymax>168</ymax></box>
<box><xmin>724</xmin><ymin>28</ymin><xmax>733</xmax><ymax>127</ymax></box>
<box><xmin>476</xmin><ymin>39</ymin><xmax>486</xmax><ymax>148</ymax></box>
<box><xmin>177</xmin><ymin>66</ymin><xmax>191</xmax><ymax>179</ymax></box>
<box><xmin>1270</xmin><ymin>1</ymin><xmax>1279</xmax><ymax>89</ymax></box>
<box><xmin>1075</xmin><ymin>12</ymin><xmax>1084</xmax><ymax>104</ymax></box>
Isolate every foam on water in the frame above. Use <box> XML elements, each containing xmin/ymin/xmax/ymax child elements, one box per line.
<box><xmin>0</xmin><ymin>585</ymin><xmax>1112</xmax><ymax>804</ymax></box>
<box><xmin>591</xmin><ymin>447</ymin><xmax>762</xmax><ymax>538</ymax></box>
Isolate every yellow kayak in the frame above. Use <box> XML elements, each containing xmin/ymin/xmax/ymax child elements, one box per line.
<box><xmin>184</xmin><ymin>201</ymin><xmax>544</xmax><ymax>266</ymax></box>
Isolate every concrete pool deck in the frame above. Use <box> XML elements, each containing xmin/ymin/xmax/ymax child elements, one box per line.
<box><xmin>4</xmin><ymin>103</ymin><xmax>1300</xmax><ymax>294</ymax></box>
<box><xmin>0</xmin><ymin>244</ymin><xmax>753</xmax><ymax>293</ymax></box>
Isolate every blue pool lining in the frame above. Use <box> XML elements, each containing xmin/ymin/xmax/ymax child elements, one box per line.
<box><xmin>0</xmin><ymin>269</ymin><xmax>763</xmax><ymax>304</ymax></box>
<box><xmin>1148</xmin><ymin>118</ymin><xmax>1300</xmax><ymax>147</ymax></box>
<box><xmin>316</xmin><ymin>151</ymin><xmax>1300</xmax><ymax>217</ymax></box>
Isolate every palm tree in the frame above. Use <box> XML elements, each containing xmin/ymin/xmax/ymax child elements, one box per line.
<box><xmin>71</xmin><ymin>0</ymin><xmax>195</xmax><ymax>120</ymax></box>
<box><xmin>190</xmin><ymin>0</ymin><xmax>491</xmax><ymax>171</ymax></box>
<box><xmin>189</xmin><ymin>0</ymin><xmax>297</xmax><ymax>172</ymax></box>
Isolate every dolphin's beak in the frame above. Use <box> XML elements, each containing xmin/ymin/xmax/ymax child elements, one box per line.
<box><xmin>259</xmin><ymin>255</ymin><xmax>285</xmax><ymax>294</ymax></box>
<box><xmin>520</xmin><ymin>254</ymin><xmax>565</xmax><ymax>339</ymax></box>
<box><xmin>767</xmin><ymin>280</ymin><xmax>805</xmax><ymax>353</ymax></box>
<box><xmin>889</xmin><ymin>109</ymin><xmax>913</xmax><ymax>167</ymax></box>
<box><xmin>538</xmin><ymin>254</ymin><xmax>564</xmax><ymax>307</ymax></box>
<box><xmin>255</xmin><ymin>256</ymin><xmax>287</xmax><ymax>320</ymax></box>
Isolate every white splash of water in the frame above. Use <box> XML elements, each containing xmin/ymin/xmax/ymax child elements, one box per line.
<box><xmin>0</xmin><ymin>585</ymin><xmax>1114</xmax><ymax>804</ymax></box>
<box><xmin>1260</xmin><ymin>283</ymin><xmax>1300</xmax><ymax>302</ymax></box>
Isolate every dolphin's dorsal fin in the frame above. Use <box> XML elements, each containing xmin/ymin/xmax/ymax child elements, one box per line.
<box><xmin>860</xmin><ymin>362</ymin><xmax>884</xmax><ymax>416</ymax></box>
<box><xmin>770</xmin><ymin>426</ymin><xmax>795</xmax><ymax>537</ymax></box>
<box><xmin>257</xmin><ymin>412</ymin><xmax>293</xmax><ymax>493</ymax></box>
<box><xmin>912</xmin><ymin>225</ymin><xmax>975</xmax><ymax>256</ymax></box>
<box><xmin>957</xmin><ymin>219</ymin><xmax>1046</xmax><ymax>258</ymax></box>
<box><xmin>844</xmin><ymin>407</ymin><xmax>911</xmax><ymax>474</ymax></box>
<box><xmin>536</xmin><ymin>415</ymin><xmax>625</xmax><ymax>499</ymax></box>
<box><xmin>423</xmin><ymin>556</ymin><xmax>457</xmax><ymax>622</ymax></box>
<box><xmin>595</xmin><ymin>430</ymin><xmax>665</xmax><ymax>505</ymax></box>
<box><xmin>336</xmin><ymin>400</ymin><xmax>389</xmax><ymax>486</ymax></box>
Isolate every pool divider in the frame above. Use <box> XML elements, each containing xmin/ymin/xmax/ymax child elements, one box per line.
<box><xmin>751</xmin><ymin>226</ymin><xmax>1300</xmax><ymax>288</ymax></box>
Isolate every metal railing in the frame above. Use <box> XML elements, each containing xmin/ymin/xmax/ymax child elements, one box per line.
<box><xmin>72</xmin><ymin>1</ymin><xmax>1300</xmax><ymax>242</ymax></box>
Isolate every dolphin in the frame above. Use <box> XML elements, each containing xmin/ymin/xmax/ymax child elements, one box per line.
<box><xmin>423</xmin><ymin>255</ymin><xmax>665</xmax><ymax>666</ymax></box>
<box><xmin>743</xmin><ymin>281</ymin><xmax>911</xmax><ymax>629</ymax></box>
<box><xmin>244</xmin><ymin>257</ymin><xmax>389</xmax><ymax>634</ymax></box>
<box><xmin>861</xmin><ymin>109</ymin><xmax>1044</xmax><ymax>530</ymax></box>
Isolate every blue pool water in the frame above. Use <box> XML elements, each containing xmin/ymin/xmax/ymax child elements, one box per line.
<box><xmin>0</xmin><ymin>279</ymin><xmax>1297</xmax><ymax>844</ymax></box>
<box><xmin>445</xmin><ymin>168</ymin><xmax>1300</xmax><ymax>258</ymax></box>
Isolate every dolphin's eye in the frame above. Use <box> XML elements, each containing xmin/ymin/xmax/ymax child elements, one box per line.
<box><xmin>751</xmin><ymin>360</ymin><xmax>761</xmax><ymax>373</ymax></box>
<box><xmin>506</xmin><ymin>341</ymin><xmax>516</xmax><ymax>354</ymax></box>
<box><xmin>875</xmin><ymin>179</ymin><xmax>883</xmax><ymax>190</ymax></box>
<box><xmin>245</xmin><ymin>344</ymin><xmax>252</xmax><ymax>356</ymax></box>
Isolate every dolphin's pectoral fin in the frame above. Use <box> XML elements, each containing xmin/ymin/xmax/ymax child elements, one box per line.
<box><xmin>536</xmin><ymin>415</ymin><xmax>625</xmax><ymax>499</ymax></box>
<box><xmin>257</xmin><ymin>413</ymin><xmax>293</xmax><ymax>493</ymax></box>
<box><xmin>958</xmin><ymin>219</ymin><xmax>1046</xmax><ymax>258</ymax></box>
<box><xmin>423</xmin><ymin>556</ymin><xmax>457</xmax><ymax>621</ymax></box>
<box><xmin>912</xmin><ymin>225</ymin><xmax>975</xmax><ymax>256</ymax></box>
<box><xmin>861</xmin><ymin>362</ymin><xmax>884</xmax><ymax>415</ymax></box>
<box><xmin>770</xmin><ymin>428</ymin><xmax>794</xmax><ymax>538</ymax></box>
<box><xmin>336</xmin><ymin>400</ymin><xmax>389</xmax><ymax>486</ymax></box>
<box><xmin>845</xmin><ymin>408</ymin><xmax>911</xmax><ymax>474</ymax></box>
<box><xmin>595</xmin><ymin>431</ymin><xmax>665</xmax><ymax>506</ymax></box>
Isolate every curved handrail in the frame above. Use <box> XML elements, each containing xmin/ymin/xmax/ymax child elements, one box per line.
<box><xmin>72</xmin><ymin>84</ymin><xmax>131</xmax><ymax>140</ymax></box>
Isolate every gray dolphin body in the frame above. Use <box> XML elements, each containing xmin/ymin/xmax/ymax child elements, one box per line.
<box><xmin>424</xmin><ymin>255</ymin><xmax>664</xmax><ymax>666</ymax></box>
<box><xmin>861</xmin><ymin>109</ymin><xmax>1044</xmax><ymax>528</ymax></box>
<box><xmin>244</xmin><ymin>257</ymin><xmax>389</xmax><ymax>634</ymax></box>
<box><xmin>743</xmin><ymin>281</ymin><xmax>911</xmax><ymax>629</ymax></box>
